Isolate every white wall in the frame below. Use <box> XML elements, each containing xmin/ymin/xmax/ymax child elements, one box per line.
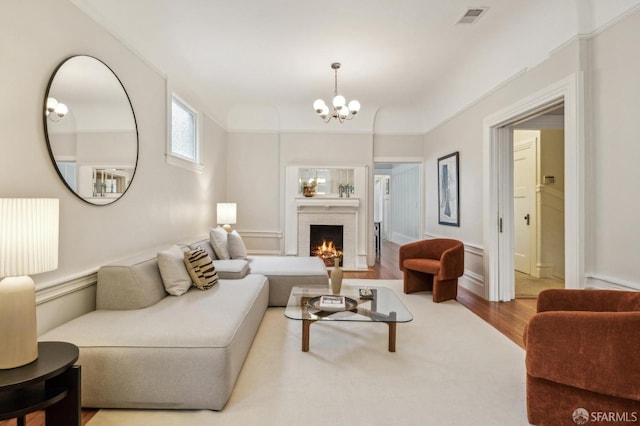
<box><xmin>424</xmin><ymin>8</ymin><xmax>640</xmax><ymax>294</ymax></box>
<box><xmin>373</xmin><ymin>134</ymin><xmax>424</xmax><ymax>160</ymax></box>
<box><xmin>589</xmin><ymin>8</ymin><xmax>640</xmax><ymax>288</ymax></box>
<box><xmin>539</xmin><ymin>129</ymin><xmax>565</xmax><ymax>279</ymax></box>
<box><xmin>389</xmin><ymin>164</ymin><xmax>421</xmax><ymax>245</ymax></box>
<box><xmin>0</xmin><ymin>0</ymin><xmax>227</xmax><ymax>333</ymax></box>
<box><xmin>226</xmin><ymin>132</ymin><xmax>281</xmax><ymax>254</ymax></box>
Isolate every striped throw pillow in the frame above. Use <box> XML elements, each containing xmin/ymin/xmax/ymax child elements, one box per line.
<box><xmin>183</xmin><ymin>247</ymin><xmax>219</xmax><ymax>290</ymax></box>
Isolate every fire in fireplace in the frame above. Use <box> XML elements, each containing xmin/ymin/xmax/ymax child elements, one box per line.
<box><xmin>310</xmin><ymin>225</ymin><xmax>343</xmax><ymax>267</ymax></box>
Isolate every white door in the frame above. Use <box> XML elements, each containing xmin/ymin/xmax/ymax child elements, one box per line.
<box><xmin>513</xmin><ymin>139</ymin><xmax>536</xmax><ymax>274</ymax></box>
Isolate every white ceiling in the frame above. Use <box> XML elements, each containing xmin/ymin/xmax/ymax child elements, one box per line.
<box><xmin>72</xmin><ymin>0</ymin><xmax>640</xmax><ymax>133</ymax></box>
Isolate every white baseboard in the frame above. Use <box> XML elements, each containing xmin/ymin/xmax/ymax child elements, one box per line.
<box><xmin>585</xmin><ymin>274</ymin><xmax>640</xmax><ymax>291</ymax></box>
<box><xmin>391</xmin><ymin>232</ymin><xmax>417</xmax><ymax>246</ymax></box>
<box><xmin>248</xmin><ymin>249</ymin><xmax>283</xmax><ymax>256</ymax></box>
<box><xmin>460</xmin><ymin>270</ymin><xmax>485</xmax><ymax>298</ymax></box>
<box><xmin>238</xmin><ymin>230</ymin><xmax>282</xmax><ymax>239</ymax></box>
<box><xmin>535</xmin><ymin>263</ymin><xmax>553</xmax><ymax>278</ymax></box>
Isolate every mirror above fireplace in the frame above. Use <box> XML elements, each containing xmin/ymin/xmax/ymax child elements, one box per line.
<box><xmin>298</xmin><ymin>167</ymin><xmax>355</xmax><ymax>198</ymax></box>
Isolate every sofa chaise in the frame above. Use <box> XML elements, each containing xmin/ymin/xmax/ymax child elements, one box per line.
<box><xmin>40</xmin><ymin>235</ymin><xmax>328</xmax><ymax>410</ymax></box>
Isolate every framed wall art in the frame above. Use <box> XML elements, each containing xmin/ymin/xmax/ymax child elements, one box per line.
<box><xmin>438</xmin><ymin>151</ymin><xmax>460</xmax><ymax>226</ymax></box>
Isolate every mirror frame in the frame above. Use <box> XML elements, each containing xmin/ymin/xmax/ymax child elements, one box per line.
<box><xmin>43</xmin><ymin>55</ymin><xmax>139</xmax><ymax>206</ymax></box>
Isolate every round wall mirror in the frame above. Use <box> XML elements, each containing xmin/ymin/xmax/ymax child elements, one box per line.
<box><xmin>44</xmin><ymin>55</ymin><xmax>138</xmax><ymax>205</ymax></box>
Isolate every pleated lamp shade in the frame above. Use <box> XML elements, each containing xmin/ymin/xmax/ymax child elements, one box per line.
<box><xmin>0</xmin><ymin>198</ymin><xmax>59</xmax><ymax>369</ymax></box>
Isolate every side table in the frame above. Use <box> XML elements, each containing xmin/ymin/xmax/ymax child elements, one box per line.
<box><xmin>0</xmin><ymin>341</ymin><xmax>80</xmax><ymax>426</ymax></box>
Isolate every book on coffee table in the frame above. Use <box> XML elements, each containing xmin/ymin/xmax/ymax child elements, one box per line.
<box><xmin>319</xmin><ymin>295</ymin><xmax>346</xmax><ymax>309</ymax></box>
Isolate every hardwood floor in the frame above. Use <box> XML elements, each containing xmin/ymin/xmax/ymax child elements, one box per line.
<box><xmin>0</xmin><ymin>240</ymin><xmax>534</xmax><ymax>425</ymax></box>
<box><xmin>341</xmin><ymin>240</ymin><xmax>535</xmax><ymax>349</ymax></box>
<box><xmin>0</xmin><ymin>411</ymin><xmax>96</xmax><ymax>426</ymax></box>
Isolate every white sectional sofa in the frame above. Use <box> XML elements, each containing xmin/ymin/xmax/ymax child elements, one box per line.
<box><xmin>40</xmin><ymin>236</ymin><xmax>328</xmax><ymax>410</ymax></box>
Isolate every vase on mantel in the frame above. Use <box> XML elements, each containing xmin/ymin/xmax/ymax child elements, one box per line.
<box><xmin>331</xmin><ymin>257</ymin><xmax>343</xmax><ymax>294</ymax></box>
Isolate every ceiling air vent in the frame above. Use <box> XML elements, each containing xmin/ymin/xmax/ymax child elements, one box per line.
<box><xmin>457</xmin><ymin>7</ymin><xmax>488</xmax><ymax>24</ymax></box>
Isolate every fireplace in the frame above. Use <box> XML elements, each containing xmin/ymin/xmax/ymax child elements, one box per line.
<box><xmin>310</xmin><ymin>225</ymin><xmax>343</xmax><ymax>267</ymax></box>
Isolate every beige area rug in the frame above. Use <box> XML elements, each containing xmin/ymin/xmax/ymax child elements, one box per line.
<box><xmin>87</xmin><ymin>279</ymin><xmax>529</xmax><ymax>426</ymax></box>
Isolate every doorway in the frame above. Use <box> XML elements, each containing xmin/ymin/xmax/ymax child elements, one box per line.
<box><xmin>373</xmin><ymin>162</ymin><xmax>422</xmax><ymax>252</ymax></box>
<box><xmin>513</xmin><ymin>123</ymin><xmax>566</xmax><ymax>298</ymax></box>
<box><xmin>483</xmin><ymin>73</ymin><xmax>584</xmax><ymax>302</ymax></box>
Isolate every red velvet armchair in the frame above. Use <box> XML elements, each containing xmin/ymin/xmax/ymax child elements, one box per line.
<box><xmin>398</xmin><ymin>238</ymin><xmax>464</xmax><ymax>302</ymax></box>
<box><xmin>524</xmin><ymin>289</ymin><xmax>640</xmax><ymax>425</ymax></box>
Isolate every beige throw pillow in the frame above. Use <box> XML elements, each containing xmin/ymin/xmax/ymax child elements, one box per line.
<box><xmin>190</xmin><ymin>241</ymin><xmax>217</xmax><ymax>260</ymax></box>
<box><xmin>157</xmin><ymin>245</ymin><xmax>192</xmax><ymax>296</ymax></box>
<box><xmin>184</xmin><ymin>247</ymin><xmax>218</xmax><ymax>290</ymax></box>
<box><xmin>210</xmin><ymin>227</ymin><xmax>231</xmax><ymax>260</ymax></box>
<box><xmin>228</xmin><ymin>230</ymin><xmax>248</xmax><ymax>259</ymax></box>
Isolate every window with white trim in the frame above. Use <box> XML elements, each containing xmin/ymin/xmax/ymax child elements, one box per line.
<box><xmin>169</xmin><ymin>95</ymin><xmax>200</xmax><ymax>168</ymax></box>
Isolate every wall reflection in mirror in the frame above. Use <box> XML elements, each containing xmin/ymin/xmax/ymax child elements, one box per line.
<box><xmin>44</xmin><ymin>55</ymin><xmax>138</xmax><ymax>205</ymax></box>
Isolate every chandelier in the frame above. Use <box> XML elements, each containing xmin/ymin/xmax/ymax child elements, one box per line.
<box><xmin>313</xmin><ymin>62</ymin><xmax>360</xmax><ymax>123</ymax></box>
<box><xmin>46</xmin><ymin>97</ymin><xmax>68</xmax><ymax>122</ymax></box>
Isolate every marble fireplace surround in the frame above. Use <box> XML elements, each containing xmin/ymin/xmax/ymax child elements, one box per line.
<box><xmin>284</xmin><ymin>165</ymin><xmax>369</xmax><ymax>270</ymax></box>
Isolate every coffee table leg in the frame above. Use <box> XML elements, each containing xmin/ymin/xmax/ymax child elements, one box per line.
<box><xmin>302</xmin><ymin>319</ymin><xmax>313</xmax><ymax>352</ymax></box>
<box><xmin>387</xmin><ymin>311</ymin><xmax>397</xmax><ymax>352</ymax></box>
<box><xmin>387</xmin><ymin>322</ymin><xmax>397</xmax><ymax>352</ymax></box>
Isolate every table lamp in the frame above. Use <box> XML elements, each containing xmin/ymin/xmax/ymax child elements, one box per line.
<box><xmin>0</xmin><ymin>198</ymin><xmax>59</xmax><ymax>369</ymax></box>
<box><xmin>217</xmin><ymin>203</ymin><xmax>237</xmax><ymax>233</ymax></box>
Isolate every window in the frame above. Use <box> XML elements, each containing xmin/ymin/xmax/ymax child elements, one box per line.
<box><xmin>168</xmin><ymin>94</ymin><xmax>202</xmax><ymax>171</ymax></box>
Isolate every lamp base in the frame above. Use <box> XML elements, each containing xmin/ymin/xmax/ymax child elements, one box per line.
<box><xmin>222</xmin><ymin>224</ymin><xmax>233</xmax><ymax>233</ymax></box>
<box><xmin>0</xmin><ymin>276</ymin><xmax>38</xmax><ymax>369</ymax></box>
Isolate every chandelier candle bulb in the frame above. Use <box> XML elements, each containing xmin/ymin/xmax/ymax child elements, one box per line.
<box><xmin>55</xmin><ymin>102</ymin><xmax>68</xmax><ymax>117</ymax></box>
<box><xmin>46</xmin><ymin>97</ymin><xmax>58</xmax><ymax>114</ymax></box>
<box><xmin>45</xmin><ymin>96</ymin><xmax>68</xmax><ymax>121</ymax></box>
<box><xmin>313</xmin><ymin>99</ymin><xmax>326</xmax><ymax>113</ymax></box>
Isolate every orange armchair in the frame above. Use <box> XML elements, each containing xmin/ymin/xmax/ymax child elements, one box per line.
<box><xmin>398</xmin><ymin>238</ymin><xmax>464</xmax><ymax>302</ymax></box>
<box><xmin>524</xmin><ymin>289</ymin><xmax>640</xmax><ymax>425</ymax></box>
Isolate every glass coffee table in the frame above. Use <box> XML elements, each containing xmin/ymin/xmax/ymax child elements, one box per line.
<box><xmin>284</xmin><ymin>285</ymin><xmax>413</xmax><ymax>352</ymax></box>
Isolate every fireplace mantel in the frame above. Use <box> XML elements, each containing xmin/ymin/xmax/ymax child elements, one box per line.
<box><xmin>295</xmin><ymin>198</ymin><xmax>360</xmax><ymax>209</ymax></box>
